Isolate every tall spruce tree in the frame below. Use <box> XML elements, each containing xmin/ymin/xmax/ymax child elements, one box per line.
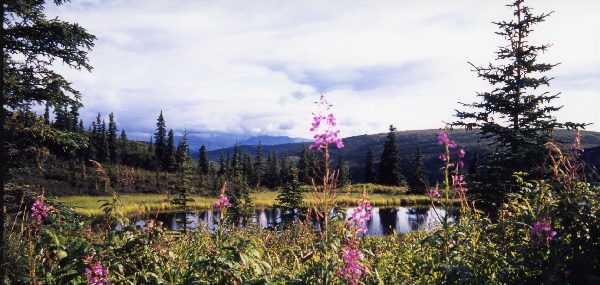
<box><xmin>43</xmin><ymin>103</ymin><xmax>51</xmax><ymax>125</ymax></box>
<box><xmin>298</xmin><ymin>145</ymin><xmax>311</xmax><ymax>185</ymax></box>
<box><xmin>217</xmin><ymin>153</ymin><xmax>226</xmax><ymax>176</ymax></box>
<box><xmin>364</xmin><ymin>148</ymin><xmax>376</xmax><ymax>183</ymax></box>
<box><xmin>198</xmin><ymin>144</ymin><xmax>209</xmax><ymax>175</ymax></box>
<box><xmin>253</xmin><ymin>142</ymin><xmax>264</xmax><ymax>187</ymax></box>
<box><xmin>408</xmin><ymin>145</ymin><xmax>428</xmax><ymax>194</ymax></box>
<box><xmin>378</xmin><ymin>125</ymin><xmax>406</xmax><ymax>186</ymax></box>
<box><xmin>165</xmin><ymin>129</ymin><xmax>176</xmax><ymax>172</ymax></box>
<box><xmin>154</xmin><ymin>111</ymin><xmax>167</xmax><ymax>169</ymax></box>
<box><xmin>453</xmin><ymin>0</ymin><xmax>584</xmax><ymax>205</ymax></box>
<box><xmin>107</xmin><ymin>112</ymin><xmax>118</xmax><ymax>164</ymax></box>
<box><xmin>170</xmin><ymin>132</ymin><xmax>195</xmax><ymax>232</ymax></box>
<box><xmin>277</xmin><ymin>167</ymin><xmax>303</xmax><ymax>223</ymax></box>
<box><xmin>336</xmin><ymin>157</ymin><xmax>351</xmax><ymax>187</ymax></box>
<box><xmin>0</xmin><ymin>1</ymin><xmax>95</xmax><ymax>276</ymax></box>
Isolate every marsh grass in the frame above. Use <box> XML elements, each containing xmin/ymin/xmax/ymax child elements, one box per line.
<box><xmin>58</xmin><ymin>191</ymin><xmax>455</xmax><ymax>216</ymax></box>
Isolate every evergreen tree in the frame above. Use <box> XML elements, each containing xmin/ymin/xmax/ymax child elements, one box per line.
<box><xmin>1</xmin><ymin>1</ymin><xmax>95</xmax><ymax>273</ymax></box>
<box><xmin>53</xmin><ymin>105</ymin><xmax>69</xmax><ymax>130</ymax></box>
<box><xmin>119</xmin><ymin>129</ymin><xmax>128</xmax><ymax>161</ymax></box>
<box><xmin>69</xmin><ymin>105</ymin><xmax>80</xmax><ymax>131</ymax></box>
<box><xmin>298</xmin><ymin>145</ymin><xmax>311</xmax><ymax>185</ymax></box>
<box><xmin>231</xmin><ymin>143</ymin><xmax>241</xmax><ymax>174</ymax></box>
<box><xmin>154</xmin><ymin>111</ymin><xmax>167</xmax><ymax>169</ymax></box>
<box><xmin>242</xmin><ymin>154</ymin><xmax>254</xmax><ymax>185</ymax></box>
<box><xmin>253</xmin><ymin>142</ymin><xmax>264</xmax><ymax>187</ymax></box>
<box><xmin>265</xmin><ymin>151</ymin><xmax>280</xmax><ymax>188</ymax></box>
<box><xmin>277</xmin><ymin>167</ymin><xmax>303</xmax><ymax>223</ymax></box>
<box><xmin>364</xmin><ymin>148</ymin><xmax>376</xmax><ymax>183</ymax></box>
<box><xmin>165</xmin><ymin>129</ymin><xmax>176</xmax><ymax>172</ymax></box>
<box><xmin>198</xmin><ymin>144</ymin><xmax>209</xmax><ymax>175</ymax></box>
<box><xmin>378</xmin><ymin>125</ymin><xmax>406</xmax><ymax>186</ymax></box>
<box><xmin>217</xmin><ymin>153</ymin><xmax>226</xmax><ymax>176</ymax></box>
<box><xmin>408</xmin><ymin>145</ymin><xmax>428</xmax><ymax>194</ymax></box>
<box><xmin>78</xmin><ymin>119</ymin><xmax>84</xmax><ymax>132</ymax></box>
<box><xmin>453</xmin><ymin>0</ymin><xmax>584</xmax><ymax>205</ymax></box>
<box><xmin>336</xmin><ymin>157</ymin><xmax>351</xmax><ymax>187</ymax></box>
<box><xmin>279</xmin><ymin>154</ymin><xmax>290</xmax><ymax>185</ymax></box>
<box><xmin>43</xmin><ymin>103</ymin><xmax>51</xmax><ymax>125</ymax></box>
<box><xmin>170</xmin><ymin>132</ymin><xmax>195</xmax><ymax>232</ymax></box>
<box><xmin>107</xmin><ymin>112</ymin><xmax>118</xmax><ymax>164</ymax></box>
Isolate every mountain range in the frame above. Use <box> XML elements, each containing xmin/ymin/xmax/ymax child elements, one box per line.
<box><xmin>205</xmin><ymin>129</ymin><xmax>600</xmax><ymax>183</ymax></box>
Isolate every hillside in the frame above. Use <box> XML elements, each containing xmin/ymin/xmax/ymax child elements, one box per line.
<box><xmin>206</xmin><ymin>129</ymin><xmax>600</xmax><ymax>183</ymax></box>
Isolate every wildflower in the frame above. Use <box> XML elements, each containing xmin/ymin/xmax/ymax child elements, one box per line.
<box><xmin>30</xmin><ymin>197</ymin><xmax>48</xmax><ymax>226</ymax></box>
<box><xmin>458</xmin><ymin>148</ymin><xmax>465</xmax><ymax>158</ymax></box>
<box><xmin>530</xmin><ymin>220</ymin><xmax>557</xmax><ymax>246</ymax></box>
<box><xmin>84</xmin><ymin>260</ymin><xmax>109</xmax><ymax>285</ymax></box>
<box><xmin>428</xmin><ymin>186</ymin><xmax>441</xmax><ymax>199</ymax></box>
<box><xmin>436</xmin><ymin>131</ymin><xmax>457</xmax><ymax>148</ymax></box>
<box><xmin>309</xmin><ymin>95</ymin><xmax>344</xmax><ymax>151</ymax></box>
<box><xmin>213</xmin><ymin>193</ymin><xmax>232</xmax><ymax>211</ymax></box>
<box><xmin>438</xmin><ymin>154</ymin><xmax>447</xmax><ymax>161</ymax></box>
<box><xmin>337</xmin><ymin>247</ymin><xmax>367</xmax><ymax>285</ymax></box>
<box><xmin>347</xmin><ymin>196</ymin><xmax>372</xmax><ymax>235</ymax></box>
<box><xmin>452</xmin><ymin>174</ymin><xmax>467</xmax><ymax>189</ymax></box>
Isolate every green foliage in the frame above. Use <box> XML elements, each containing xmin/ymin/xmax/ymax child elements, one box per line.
<box><xmin>378</xmin><ymin>125</ymin><xmax>407</xmax><ymax>186</ymax></box>
<box><xmin>408</xmin><ymin>145</ymin><xmax>428</xmax><ymax>195</ymax></box>
<box><xmin>453</xmin><ymin>0</ymin><xmax>587</xmax><ymax>207</ymax></box>
<box><xmin>170</xmin><ymin>132</ymin><xmax>195</xmax><ymax>232</ymax></box>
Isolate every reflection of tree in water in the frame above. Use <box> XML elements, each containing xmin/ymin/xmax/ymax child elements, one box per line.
<box><xmin>407</xmin><ymin>208</ymin><xmax>429</xmax><ymax>231</ymax></box>
<box><xmin>375</xmin><ymin>208</ymin><xmax>398</xmax><ymax>235</ymax></box>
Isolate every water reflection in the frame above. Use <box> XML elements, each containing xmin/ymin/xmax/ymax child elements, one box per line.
<box><xmin>120</xmin><ymin>207</ymin><xmax>457</xmax><ymax>236</ymax></box>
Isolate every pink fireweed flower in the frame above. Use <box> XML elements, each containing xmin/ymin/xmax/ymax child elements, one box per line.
<box><xmin>347</xmin><ymin>196</ymin><xmax>372</xmax><ymax>235</ymax></box>
<box><xmin>30</xmin><ymin>197</ymin><xmax>48</xmax><ymax>226</ymax></box>
<box><xmin>85</xmin><ymin>260</ymin><xmax>110</xmax><ymax>285</ymax></box>
<box><xmin>309</xmin><ymin>95</ymin><xmax>344</xmax><ymax>151</ymax></box>
<box><xmin>428</xmin><ymin>186</ymin><xmax>441</xmax><ymax>199</ymax></box>
<box><xmin>213</xmin><ymin>193</ymin><xmax>232</xmax><ymax>211</ymax></box>
<box><xmin>458</xmin><ymin>148</ymin><xmax>465</xmax><ymax>158</ymax></box>
<box><xmin>438</xmin><ymin>154</ymin><xmax>447</xmax><ymax>161</ymax></box>
<box><xmin>337</xmin><ymin>247</ymin><xmax>367</xmax><ymax>285</ymax></box>
<box><xmin>436</xmin><ymin>131</ymin><xmax>457</xmax><ymax>149</ymax></box>
<box><xmin>452</xmin><ymin>174</ymin><xmax>467</xmax><ymax>189</ymax></box>
<box><xmin>530</xmin><ymin>221</ymin><xmax>557</xmax><ymax>246</ymax></box>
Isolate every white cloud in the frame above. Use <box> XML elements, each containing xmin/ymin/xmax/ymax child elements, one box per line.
<box><xmin>46</xmin><ymin>0</ymin><xmax>600</xmax><ymax>138</ymax></box>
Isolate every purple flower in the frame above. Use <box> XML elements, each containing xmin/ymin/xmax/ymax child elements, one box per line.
<box><xmin>213</xmin><ymin>193</ymin><xmax>232</xmax><ymax>211</ymax></box>
<box><xmin>458</xmin><ymin>148</ymin><xmax>465</xmax><ymax>158</ymax></box>
<box><xmin>30</xmin><ymin>198</ymin><xmax>48</xmax><ymax>226</ymax></box>
<box><xmin>309</xmin><ymin>96</ymin><xmax>344</xmax><ymax>151</ymax></box>
<box><xmin>347</xmin><ymin>196</ymin><xmax>372</xmax><ymax>235</ymax></box>
<box><xmin>452</xmin><ymin>174</ymin><xmax>467</xmax><ymax>189</ymax></box>
<box><xmin>84</xmin><ymin>258</ymin><xmax>110</xmax><ymax>285</ymax></box>
<box><xmin>337</xmin><ymin>247</ymin><xmax>366</xmax><ymax>285</ymax></box>
<box><xmin>428</xmin><ymin>186</ymin><xmax>441</xmax><ymax>199</ymax></box>
<box><xmin>436</xmin><ymin>131</ymin><xmax>457</xmax><ymax>148</ymax></box>
<box><xmin>530</xmin><ymin>220</ymin><xmax>557</xmax><ymax>246</ymax></box>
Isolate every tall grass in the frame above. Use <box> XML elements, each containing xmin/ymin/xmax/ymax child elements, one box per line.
<box><xmin>58</xmin><ymin>191</ymin><xmax>454</xmax><ymax>216</ymax></box>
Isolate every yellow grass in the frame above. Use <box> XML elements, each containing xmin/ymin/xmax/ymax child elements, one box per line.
<box><xmin>58</xmin><ymin>191</ymin><xmax>454</xmax><ymax>216</ymax></box>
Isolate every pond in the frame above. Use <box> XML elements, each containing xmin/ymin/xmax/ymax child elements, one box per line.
<box><xmin>119</xmin><ymin>207</ymin><xmax>457</xmax><ymax>236</ymax></box>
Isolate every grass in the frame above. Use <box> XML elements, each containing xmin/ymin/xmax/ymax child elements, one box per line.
<box><xmin>57</xmin><ymin>191</ymin><xmax>456</xmax><ymax>216</ymax></box>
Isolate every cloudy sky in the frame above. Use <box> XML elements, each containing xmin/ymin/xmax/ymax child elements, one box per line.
<box><xmin>46</xmin><ymin>0</ymin><xmax>600</xmax><ymax>139</ymax></box>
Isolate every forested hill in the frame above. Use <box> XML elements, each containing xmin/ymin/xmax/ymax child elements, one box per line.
<box><xmin>206</xmin><ymin>129</ymin><xmax>600</xmax><ymax>183</ymax></box>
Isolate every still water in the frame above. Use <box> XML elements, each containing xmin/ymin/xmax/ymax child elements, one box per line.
<box><xmin>121</xmin><ymin>207</ymin><xmax>457</xmax><ymax>236</ymax></box>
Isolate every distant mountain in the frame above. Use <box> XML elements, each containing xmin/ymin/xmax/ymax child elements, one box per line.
<box><xmin>206</xmin><ymin>129</ymin><xmax>600</xmax><ymax>183</ymax></box>
<box><xmin>238</xmin><ymin>135</ymin><xmax>310</xmax><ymax>146</ymax></box>
<box><xmin>172</xmin><ymin>133</ymin><xmax>310</xmax><ymax>154</ymax></box>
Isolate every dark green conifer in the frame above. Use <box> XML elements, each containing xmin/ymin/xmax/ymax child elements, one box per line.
<box><xmin>364</xmin><ymin>148</ymin><xmax>376</xmax><ymax>183</ymax></box>
<box><xmin>378</xmin><ymin>125</ymin><xmax>406</xmax><ymax>186</ymax></box>
<box><xmin>107</xmin><ymin>112</ymin><xmax>118</xmax><ymax>164</ymax></box>
<box><xmin>154</xmin><ymin>111</ymin><xmax>167</xmax><ymax>169</ymax></box>
<box><xmin>408</xmin><ymin>145</ymin><xmax>428</xmax><ymax>194</ymax></box>
<box><xmin>453</xmin><ymin>0</ymin><xmax>585</xmax><ymax>205</ymax></box>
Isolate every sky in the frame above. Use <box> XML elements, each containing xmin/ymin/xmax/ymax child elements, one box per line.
<box><xmin>46</xmin><ymin>0</ymin><xmax>600</xmax><ymax>139</ymax></box>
